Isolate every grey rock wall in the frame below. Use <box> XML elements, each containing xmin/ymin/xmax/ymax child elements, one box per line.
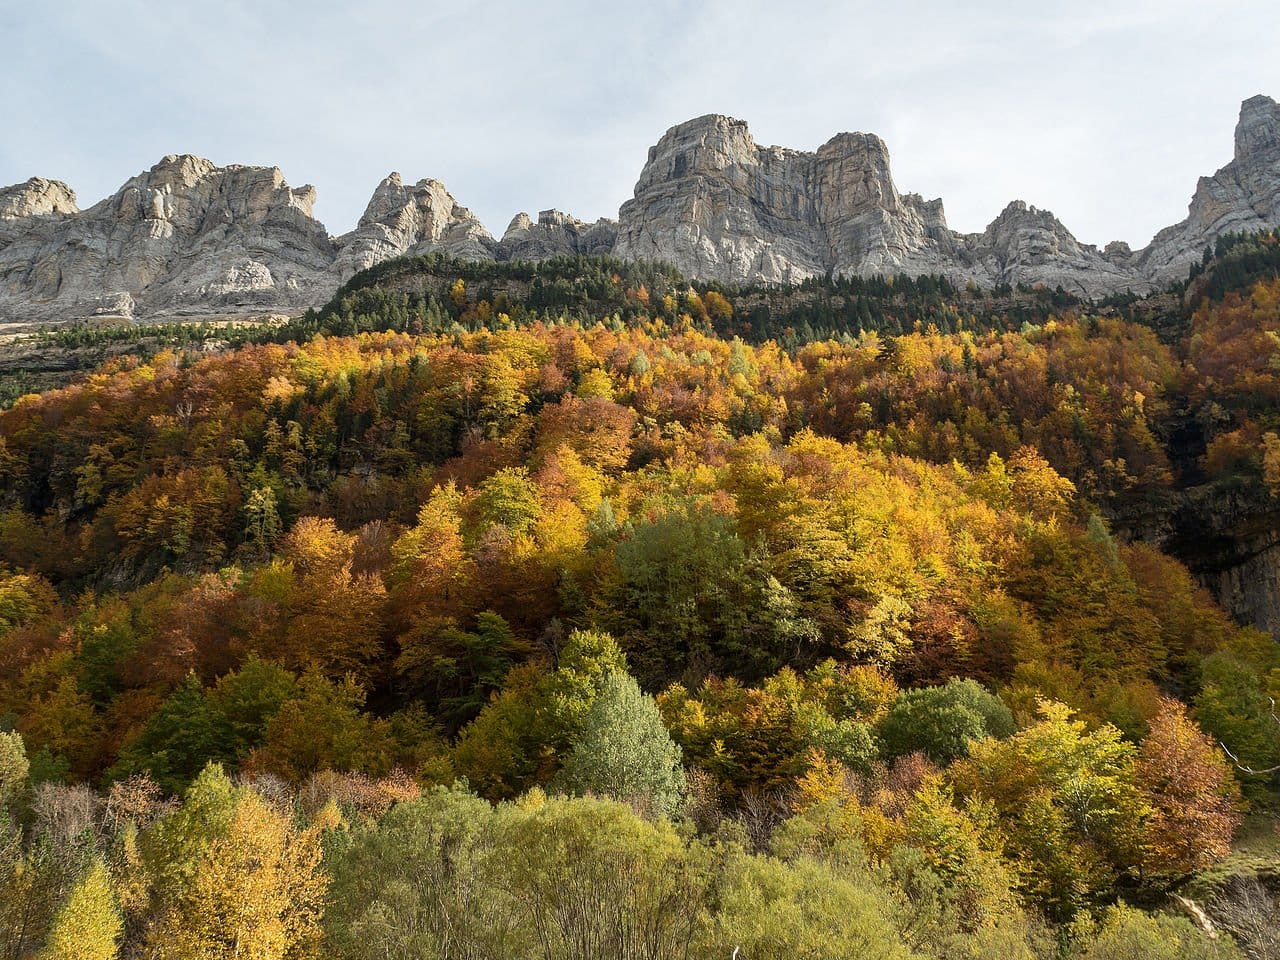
<box><xmin>2</xmin><ymin>95</ymin><xmax>1277</xmax><ymax>323</ymax></box>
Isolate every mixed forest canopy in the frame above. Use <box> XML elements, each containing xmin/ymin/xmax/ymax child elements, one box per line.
<box><xmin>1</xmin><ymin>234</ymin><xmax>1279</xmax><ymax>958</ymax></box>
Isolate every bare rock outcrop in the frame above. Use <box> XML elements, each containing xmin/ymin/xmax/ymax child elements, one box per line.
<box><xmin>1138</xmin><ymin>94</ymin><xmax>1280</xmax><ymax>285</ymax></box>
<box><xmin>612</xmin><ymin>114</ymin><xmax>1154</xmax><ymax>295</ymax></box>
<box><xmin>332</xmin><ymin>173</ymin><xmax>497</xmax><ymax>282</ymax></box>
<box><xmin>963</xmin><ymin>201</ymin><xmax>1142</xmax><ymax>297</ymax></box>
<box><xmin>612</xmin><ymin>115</ymin><xmax>830</xmax><ymax>284</ymax></box>
<box><xmin>0</xmin><ymin>155</ymin><xmax>335</xmax><ymax>323</ymax></box>
<box><xmin>0</xmin><ymin>178</ymin><xmax>78</xmax><ymax>219</ymax></box>
<box><xmin>499</xmin><ymin>210</ymin><xmax>618</xmax><ymax>260</ymax></box>
<box><xmin>611</xmin><ymin>114</ymin><xmax>992</xmax><ymax>286</ymax></box>
<box><xmin>2</xmin><ymin>95</ymin><xmax>1279</xmax><ymax>324</ymax></box>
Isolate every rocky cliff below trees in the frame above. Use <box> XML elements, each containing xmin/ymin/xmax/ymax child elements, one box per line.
<box><xmin>1115</xmin><ymin>480</ymin><xmax>1280</xmax><ymax>640</ymax></box>
<box><xmin>1</xmin><ymin>95</ymin><xmax>1278</xmax><ymax>325</ymax></box>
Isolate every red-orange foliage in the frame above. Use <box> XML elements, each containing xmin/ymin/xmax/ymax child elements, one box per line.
<box><xmin>1137</xmin><ymin>698</ymin><xmax>1242</xmax><ymax>878</ymax></box>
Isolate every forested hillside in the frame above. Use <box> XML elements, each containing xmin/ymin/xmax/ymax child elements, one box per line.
<box><xmin>1</xmin><ymin>241</ymin><xmax>1279</xmax><ymax>958</ymax></box>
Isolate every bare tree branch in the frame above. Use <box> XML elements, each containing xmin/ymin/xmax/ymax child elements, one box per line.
<box><xmin>1218</xmin><ymin>697</ymin><xmax>1280</xmax><ymax>776</ymax></box>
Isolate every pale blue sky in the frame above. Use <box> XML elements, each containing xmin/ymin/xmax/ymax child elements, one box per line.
<box><xmin>3</xmin><ymin>0</ymin><xmax>1278</xmax><ymax>247</ymax></box>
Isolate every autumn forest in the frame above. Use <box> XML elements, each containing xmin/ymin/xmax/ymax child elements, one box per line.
<box><xmin>2</xmin><ymin>235</ymin><xmax>1280</xmax><ymax>959</ymax></box>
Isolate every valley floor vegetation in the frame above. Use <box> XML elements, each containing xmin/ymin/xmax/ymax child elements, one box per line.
<box><xmin>1</xmin><ymin>238</ymin><xmax>1279</xmax><ymax>958</ymax></box>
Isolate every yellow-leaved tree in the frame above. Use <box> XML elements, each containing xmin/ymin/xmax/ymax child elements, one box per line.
<box><xmin>139</xmin><ymin>764</ymin><xmax>327</xmax><ymax>960</ymax></box>
<box><xmin>38</xmin><ymin>859</ymin><xmax>122</xmax><ymax>960</ymax></box>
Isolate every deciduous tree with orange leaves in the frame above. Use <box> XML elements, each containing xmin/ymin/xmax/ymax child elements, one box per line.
<box><xmin>1135</xmin><ymin>698</ymin><xmax>1242</xmax><ymax>879</ymax></box>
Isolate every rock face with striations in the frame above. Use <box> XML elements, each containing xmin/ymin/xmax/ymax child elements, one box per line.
<box><xmin>612</xmin><ymin>114</ymin><xmax>1147</xmax><ymax>296</ymax></box>
<box><xmin>332</xmin><ymin>173</ymin><xmax>498</xmax><ymax>282</ymax></box>
<box><xmin>610</xmin><ymin>117</ymin><xmax>966</xmax><ymax>284</ymax></box>
<box><xmin>964</xmin><ymin>200</ymin><xmax>1140</xmax><ymax>295</ymax></box>
<box><xmin>1137</xmin><ymin>94</ymin><xmax>1280</xmax><ymax>285</ymax></box>
<box><xmin>500</xmin><ymin>210</ymin><xmax>618</xmax><ymax>261</ymax></box>
<box><xmin>0</xmin><ymin>155</ymin><xmax>335</xmax><ymax>323</ymax></box>
<box><xmin>613</xmin><ymin>115</ymin><xmax>827</xmax><ymax>283</ymax></box>
<box><xmin>0</xmin><ymin>178</ymin><xmax>79</xmax><ymax>220</ymax></box>
<box><xmin>3</xmin><ymin>95</ymin><xmax>1280</xmax><ymax>324</ymax></box>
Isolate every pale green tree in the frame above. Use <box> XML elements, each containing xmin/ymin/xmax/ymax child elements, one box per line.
<box><xmin>1069</xmin><ymin>905</ymin><xmax>1243</xmax><ymax>960</ymax></box>
<box><xmin>559</xmin><ymin>673</ymin><xmax>686</xmax><ymax>819</ymax></box>
<box><xmin>324</xmin><ymin>786</ymin><xmax>519</xmax><ymax>960</ymax></box>
<box><xmin>698</xmin><ymin>852</ymin><xmax>920</xmax><ymax>960</ymax></box>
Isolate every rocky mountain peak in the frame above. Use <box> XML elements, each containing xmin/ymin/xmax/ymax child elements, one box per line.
<box><xmin>505</xmin><ymin>212</ymin><xmax>533</xmax><ymax>233</ymax></box>
<box><xmin>535</xmin><ymin>209</ymin><xmax>579</xmax><ymax>228</ymax></box>
<box><xmin>970</xmin><ymin>200</ymin><xmax>1133</xmax><ymax>294</ymax></box>
<box><xmin>1235</xmin><ymin>94</ymin><xmax>1280</xmax><ymax>161</ymax></box>
<box><xmin>664</xmin><ymin>113</ymin><xmax>753</xmax><ymax>143</ymax></box>
<box><xmin>631</xmin><ymin>115</ymin><xmax>759</xmax><ymax>190</ymax></box>
<box><xmin>499</xmin><ymin>209</ymin><xmax>618</xmax><ymax>260</ymax></box>
<box><xmin>902</xmin><ymin>194</ymin><xmax>950</xmax><ymax>235</ymax></box>
<box><xmin>818</xmin><ymin>130</ymin><xmax>892</xmax><ymax>165</ymax></box>
<box><xmin>332</xmin><ymin>174</ymin><xmax>496</xmax><ymax>282</ymax></box>
<box><xmin>814</xmin><ymin>130</ymin><xmax>907</xmax><ymax>228</ymax></box>
<box><xmin>146</xmin><ymin>154</ymin><xmax>218</xmax><ymax>189</ymax></box>
<box><xmin>985</xmin><ymin>199</ymin><xmax>1059</xmax><ymax>232</ymax></box>
<box><xmin>3</xmin><ymin>94</ymin><xmax>1280</xmax><ymax>324</ymax></box>
<box><xmin>616</xmin><ymin>114</ymin><xmax>963</xmax><ymax>285</ymax></box>
<box><xmin>0</xmin><ymin>157</ymin><xmax>335</xmax><ymax>324</ymax></box>
<box><xmin>0</xmin><ymin>177</ymin><xmax>78</xmax><ymax>219</ymax></box>
<box><xmin>1137</xmin><ymin>95</ymin><xmax>1280</xmax><ymax>285</ymax></box>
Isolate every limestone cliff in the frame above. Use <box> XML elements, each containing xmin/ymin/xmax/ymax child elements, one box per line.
<box><xmin>2</xmin><ymin>95</ymin><xmax>1279</xmax><ymax>323</ymax></box>
<box><xmin>0</xmin><ymin>178</ymin><xmax>78</xmax><ymax>219</ymax></box>
<box><xmin>613</xmin><ymin>115</ymin><xmax>1159</xmax><ymax>296</ymax></box>
<box><xmin>500</xmin><ymin>210</ymin><xmax>617</xmax><ymax>260</ymax></box>
<box><xmin>332</xmin><ymin>173</ymin><xmax>497</xmax><ymax>283</ymax></box>
<box><xmin>1138</xmin><ymin>94</ymin><xmax>1280</xmax><ymax>285</ymax></box>
<box><xmin>0</xmin><ymin>156</ymin><xmax>335</xmax><ymax>323</ymax></box>
<box><xmin>609</xmin><ymin>117</ymin><xmax>974</xmax><ymax>285</ymax></box>
<box><xmin>964</xmin><ymin>201</ymin><xmax>1139</xmax><ymax>296</ymax></box>
<box><xmin>1118</xmin><ymin>482</ymin><xmax>1280</xmax><ymax>639</ymax></box>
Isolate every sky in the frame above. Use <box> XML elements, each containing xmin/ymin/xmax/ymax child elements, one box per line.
<box><xmin>3</xmin><ymin>0</ymin><xmax>1279</xmax><ymax>249</ymax></box>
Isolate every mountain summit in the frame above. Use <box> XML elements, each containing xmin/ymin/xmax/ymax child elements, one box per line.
<box><xmin>1</xmin><ymin>96</ymin><xmax>1278</xmax><ymax>324</ymax></box>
